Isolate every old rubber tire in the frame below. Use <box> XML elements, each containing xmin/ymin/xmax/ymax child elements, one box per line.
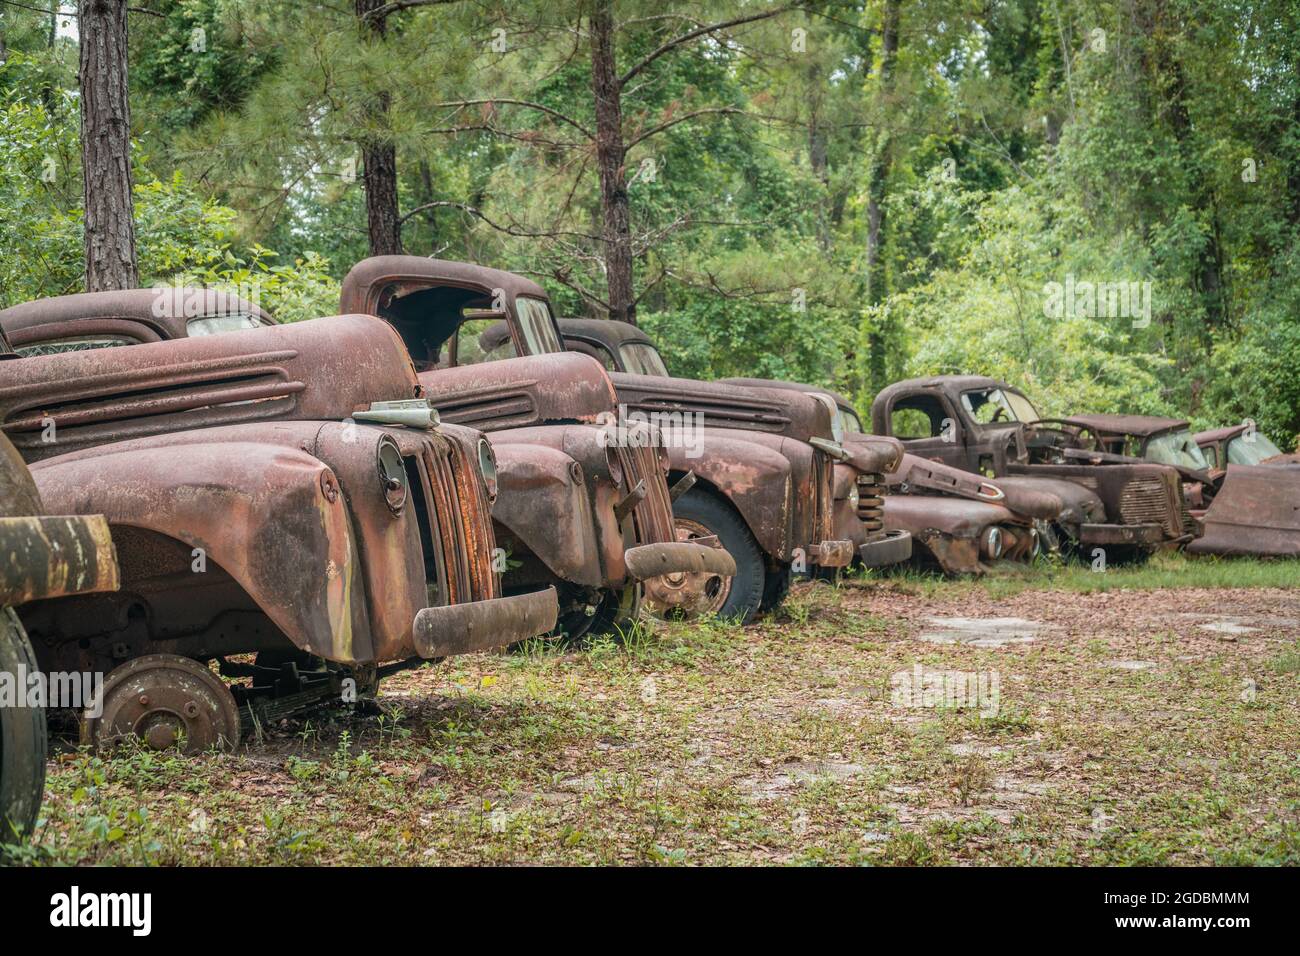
<box><xmin>673</xmin><ymin>488</ymin><xmax>765</xmax><ymax>623</ymax></box>
<box><xmin>0</xmin><ymin>608</ymin><xmax>46</xmax><ymax>844</ymax></box>
<box><xmin>759</xmin><ymin>565</ymin><xmax>793</xmax><ymax>612</ymax></box>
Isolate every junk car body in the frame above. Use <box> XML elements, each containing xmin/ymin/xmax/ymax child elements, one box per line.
<box><xmin>0</xmin><ymin>291</ymin><xmax>557</xmax><ymax>751</ymax></box>
<box><xmin>720</xmin><ymin>377</ymin><xmax>1061</xmax><ymax>575</ymax></box>
<box><xmin>336</xmin><ymin>258</ymin><xmax>736</xmax><ymax>631</ymax></box>
<box><xmin>870</xmin><ymin>376</ymin><xmax>1198</xmax><ymax>561</ymax></box>
<box><xmin>1057</xmin><ymin>415</ymin><xmax>1300</xmax><ymax>558</ymax></box>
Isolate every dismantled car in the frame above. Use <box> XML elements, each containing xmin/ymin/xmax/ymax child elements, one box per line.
<box><xmin>0</xmin><ymin>291</ymin><xmax>559</xmax><ymax>752</ymax></box>
<box><xmin>870</xmin><ymin>376</ymin><xmax>1199</xmax><ymax>562</ymax></box>
<box><xmin>718</xmin><ymin>377</ymin><xmax>1059</xmax><ymax>575</ymax></box>
<box><xmin>1056</xmin><ymin>415</ymin><xmax>1300</xmax><ymax>558</ymax></box>
<box><xmin>2</xmin><ymin>327</ymin><xmax>120</xmax><ymax>840</ymax></box>
<box><xmin>554</xmin><ymin>317</ymin><xmax>912</xmax><ymax>617</ymax></box>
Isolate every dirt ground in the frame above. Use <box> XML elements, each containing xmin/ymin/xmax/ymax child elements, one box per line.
<box><xmin>16</xmin><ymin>560</ymin><xmax>1300</xmax><ymax>866</ymax></box>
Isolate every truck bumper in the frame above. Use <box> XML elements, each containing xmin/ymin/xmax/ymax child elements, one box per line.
<box><xmin>859</xmin><ymin>530</ymin><xmax>913</xmax><ymax>568</ymax></box>
<box><xmin>412</xmin><ymin>587</ymin><xmax>559</xmax><ymax>659</ymax></box>
<box><xmin>624</xmin><ymin>542</ymin><xmax>737</xmax><ymax>580</ymax></box>
<box><xmin>0</xmin><ymin>514</ymin><xmax>119</xmax><ymax>605</ymax></box>
<box><xmin>813</xmin><ymin>539</ymin><xmax>856</xmax><ymax>567</ymax></box>
<box><xmin>1079</xmin><ymin>522</ymin><xmax>1164</xmax><ymax>547</ymax></box>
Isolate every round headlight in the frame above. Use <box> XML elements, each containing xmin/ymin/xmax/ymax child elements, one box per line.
<box><xmin>477</xmin><ymin>438</ymin><xmax>499</xmax><ymax>501</ymax></box>
<box><xmin>982</xmin><ymin>526</ymin><xmax>1004</xmax><ymax>560</ymax></box>
<box><xmin>847</xmin><ymin>483</ymin><xmax>860</xmax><ymax>509</ymax></box>
<box><xmin>807</xmin><ymin>392</ymin><xmax>844</xmax><ymax>443</ymax></box>
<box><xmin>377</xmin><ymin>436</ymin><xmax>407</xmax><ymax>514</ymax></box>
<box><xmin>604</xmin><ymin>444</ymin><xmax>624</xmax><ymax>487</ymax></box>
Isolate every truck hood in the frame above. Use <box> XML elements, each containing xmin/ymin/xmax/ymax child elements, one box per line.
<box><xmin>609</xmin><ymin>372</ymin><xmax>835</xmax><ymax>445</ymax></box>
<box><xmin>417</xmin><ymin>353</ymin><xmax>618</xmax><ymax>432</ymax></box>
<box><xmin>0</xmin><ymin>313</ymin><xmax>421</xmax><ymax>462</ymax></box>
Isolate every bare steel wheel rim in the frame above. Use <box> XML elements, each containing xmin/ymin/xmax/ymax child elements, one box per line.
<box><xmin>643</xmin><ymin>518</ymin><xmax>732</xmax><ymax>619</ymax></box>
<box><xmin>82</xmin><ymin>654</ymin><xmax>241</xmax><ymax>754</ymax></box>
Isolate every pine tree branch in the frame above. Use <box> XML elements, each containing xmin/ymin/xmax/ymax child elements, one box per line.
<box><xmin>433</xmin><ymin>99</ymin><xmax>594</xmax><ymax>140</ymax></box>
<box><xmin>617</xmin><ymin>3</ymin><xmax>800</xmax><ymax>88</ymax></box>
<box><xmin>625</xmin><ymin>106</ymin><xmax>744</xmax><ymax>149</ymax></box>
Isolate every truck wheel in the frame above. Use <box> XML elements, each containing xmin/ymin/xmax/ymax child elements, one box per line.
<box><xmin>556</xmin><ymin>584</ymin><xmax>640</xmax><ymax>642</ymax></box>
<box><xmin>666</xmin><ymin>488</ymin><xmax>765</xmax><ymax>623</ymax></box>
<box><xmin>0</xmin><ymin>608</ymin><xmax>46</xmax><ymax>844</ymax></box>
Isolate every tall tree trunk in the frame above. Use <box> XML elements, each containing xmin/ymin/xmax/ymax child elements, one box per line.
<box><xmin>355</xmin><ymin>0</ymin><xmax>403</xmax><ymax>256</ymax></box>
<box><xmin>78</xmin><ymin>0</ymin><xmax>138</xmax><ymax>292</ymax></box>
<box><xmin>864</xmin><ymin>0</ymin><xmax>899</xmax><ymax>392</ymax></box>
<box><xmin>590</xmin><ymin>0</ymin><xmax>635</xmax><ymax>324</ymax></box>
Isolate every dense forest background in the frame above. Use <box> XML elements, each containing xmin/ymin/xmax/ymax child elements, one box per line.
<box><xmin>2</xmin><ymin>0</ymin><xmax>1298</xmax><ymax>444</ymax></box>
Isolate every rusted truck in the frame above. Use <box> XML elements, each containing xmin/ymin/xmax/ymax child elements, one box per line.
<box><xmin>870</xmin><ymin>376</ymin><xmax>1198</xmax><ymax>562</ymax></box>
<box><xmin>335</xmin><ymin>259</ymin><xmax>735</xmax><ymax>632</ymax></box>
<box><xmin>2</xmin><ymin>328</ymin><xmax>120</xmax><ymax>839</ymax></box>
<box><xmin>0</xmin><ymin>291</ymin><xmax>558</xmax><ymax>751</ymax></box>
<box><xmin>2</xmin><ymin>279</ymin><xmax>733</xmax><ymax>639</ymax></box>
<box><xmin>1053</xmin><ymin>415</ymin><xmax>1300</xmax><ymax>558</ymax></box>
<box><xmin>555</xmin><ymin>319</ymin><xmax>914</xmax><ymax>611</ymax></box>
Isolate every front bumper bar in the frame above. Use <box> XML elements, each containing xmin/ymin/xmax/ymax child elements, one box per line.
<box><xmin>858</xmin><ymin>529</ymin><xmax>913</xmax><ymax>568</ymax></box>
<box><xmin>0</xmin><ymin>514</ymin><xmax>119</xmax><ymax>605</ymax></box>
<box><xmin>412</xmin><ymin>587</ymin><xmax>559</xmax><ymax>659</ymax></box>
<box><xmin>1079</xmin><ymin>522</ymin><xmax>1164</xmax><ymax>547</ymax></box>
<box><xmin>624</xmin><ymin>541</ymin><xmax>737</xmax><ymax>580</ymax></box>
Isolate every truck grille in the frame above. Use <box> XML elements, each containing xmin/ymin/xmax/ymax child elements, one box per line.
<box><xmin>1119</xmin><ymin>476</ymin><xmax>1179</xmax><ymax>537</ymax></box>
<box><xmin>614</xmin><ymin>442</ymin><xmax>675</xmax><ymax>542</ymax></box>
<box><xmin>405</xmin><ymin>433</ymin><xmax>499</xmax><ymax>606</ymax></box>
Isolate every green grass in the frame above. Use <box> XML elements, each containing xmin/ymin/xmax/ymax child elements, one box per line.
<box><xmin>9</xmin><ymin>555</ymin><xmax>1299</xmax><ymax>866</ymax></box>
<box><xmin>870</xmin><ymin>551</ymin><xmax>1300</xmax><ymax>599</ymax></box>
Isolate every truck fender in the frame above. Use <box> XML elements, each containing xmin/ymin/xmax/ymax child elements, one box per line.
<box><xmin>31</xmin><ymin>441</ymin><xmax>374</xmax><ymax>662</ymax></box>
<box><xmin>665</xmin><ymin>432</ymin><xmax>793</xmax><ymax>559</ymax></box>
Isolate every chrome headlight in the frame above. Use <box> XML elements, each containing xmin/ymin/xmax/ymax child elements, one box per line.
<box><xmin>477</xmin><ymin>437</ymin><xmax>499</xmax><ymax>502</ymax></box>
<box><xmin>847</xmin><ymin>483</ymin><xmax>860</xmax><ymax>509</ymax></box>
<box><xmin>376</xmin><ymin>436</ymin><xmax>408</xmax><ymax>514</ymax></box>
<box><xmin>982</xmin><ymin>526</ymin><xmax>1004</xmax><ymax>560</ymax></box>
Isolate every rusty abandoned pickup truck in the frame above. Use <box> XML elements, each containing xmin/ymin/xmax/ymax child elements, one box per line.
<box><xmin>555</xmin><ymin>319</ymin><xmax>914</xmax><ymax>613</ymax></box>
<box><xmin>0</xmin><ymin>291</ymin><xmax>558</xmax><ymax>751</ymax></box>
<box><xmin>3</xmin><ymin>278</ymin><xmax>734</xmax><ymax>640</ymax></box>
<box><xmin>336</xmin><ymin>258</ymin><xmax>736</xmax><ymax>633</ymax></box>
<box><xmin>2</xmin><ymin>325</ymin><xmax>120</xmax><ymax>839</ymax></box>
<box><xmin>1053</xmin><ymin>415</ymin><xmax>1300</xmax><ymax>558</ymax></box>
<box><xmin>870</xmin><ymin>376</ymin><xmax>1198</xmax><ymax>562</ymax></box>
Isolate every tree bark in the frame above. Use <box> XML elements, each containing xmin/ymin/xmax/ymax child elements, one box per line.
<box><xmin>590</xmin><ymin>0</ymin><xmax>635</xmax><ymax>324</ymax></box>
<box><xmin>355</xmin><ymin>0</ymin><xmax>403</xmax><ymax>256</ymax></box>
<box><xmin>865</xmin><ymin>0</ymin><xmax>899</xmax><ymax>391</ymax></box>
<box><xmin>78</xmin><ymin>0</ymin><xmax>139</xmax><ymax>292</ymax></box>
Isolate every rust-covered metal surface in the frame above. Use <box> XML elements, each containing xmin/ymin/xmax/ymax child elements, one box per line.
<box><xmin>0</xmin><ymin>432</ymin><xmax>120</xmax><ymax>605</ymax></box>
<box><xmin>0</xmin><ymin>306</ymin><xmax>556</xmax><ymax>676</ymax></box>
<box><xmin>0</xmin><ymin>287</ymin><xmax>273</xmax><ymax>355</ymax></box>
<box><xmin>426</xmin><ymin>353</ymin><xmax>619</xmax><ymax>431</ymax></box>
<box><xmin>870</xmin><ymin>374</ymin><xmax>1197</xmax><ymax>555</ymax></box>
<box><xmin>0</xmin><ymin>313</ymin><xmax>422</xmax><ymax>461</ymax></box>
<box><xmin>883</xmin><ymin>454</ymin><xmax>1042</xmax><ymax>574</ymax></box>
